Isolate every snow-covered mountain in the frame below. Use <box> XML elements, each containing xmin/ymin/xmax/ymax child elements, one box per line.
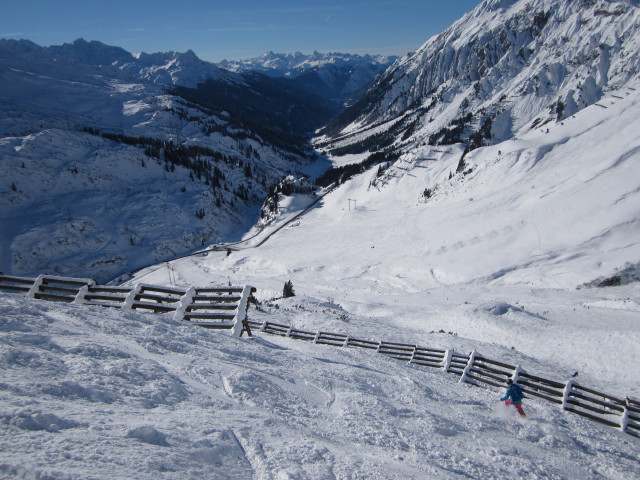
<box><xmin>0</xmin><ymin>39</ymin><xmax>334</xmax><ymax>282</ymax></box>
<box><xmin>218</xmin><ymin>51</ymin><xmax>397</xmax><ymax>106</ymax></box>
<box><xmin>317</xmin><ymin>0</ymin><xmax>640</xmax><ymax>152</ymax></box>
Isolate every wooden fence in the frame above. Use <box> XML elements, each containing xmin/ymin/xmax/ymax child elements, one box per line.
<box><xmin>2</xmin><ymin>273</ymin><xmax>637</xmax><ymax>438</ymax></box>
<box><xmin>247</xmin><ymin>319</ymin><xmax>640</xmax><ymax>439</ymax></box>
<box><xmin>0</xmin><ymin>274</ymin><xmax>255</xmax><ymax>337</ymax></box>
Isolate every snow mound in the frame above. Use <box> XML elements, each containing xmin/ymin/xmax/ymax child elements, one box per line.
<box><xmin>127</xmin><ymin>426</ymin><xmax>170</xmax><ymax>446</ymax></box>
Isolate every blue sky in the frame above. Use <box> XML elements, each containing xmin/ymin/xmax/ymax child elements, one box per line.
<box><xmin>2</xmin><ymin>1</ymin><xmax>482</xmax><ymax>62</ymax></box>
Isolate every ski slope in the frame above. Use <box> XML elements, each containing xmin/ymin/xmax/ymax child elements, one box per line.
<box><xmin>1</xmin><ymin>292</ymin><xmax>639</xmax><ymax>479</ymax></box>
<box><xmin>129</xmin><ymin>83</ymin><xmax>640</xmax><ymax>399</ymax></box>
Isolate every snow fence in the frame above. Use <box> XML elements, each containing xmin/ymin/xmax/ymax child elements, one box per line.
<box><xmin>0</xmin><ymin>273</ymin><xmax>255</xmax><ymax>337</ymax></box>
<box><xmin>1</xmin><ymin>273</ymin><xmax>637</xmax><ymax>439</ymax></box>
<box><xmin>247</xmin><ymin>319</ymin><xmax>640</xmax><ymax>440</ymax></box>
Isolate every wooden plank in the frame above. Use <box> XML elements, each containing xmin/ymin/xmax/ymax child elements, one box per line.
<box><xmin>472</xmin><ymin>363</ymin><xmax>512</xmax><ymax>377</ymax></box>
<box><xmin>521</xmin><ymin>388</ymin><xmax>563</xmax><ymax>405</ymax></box>
<box><xmin>380</xmin><ymin>350</ymin><xmax>412</xmax><ymax>359</ymax></box>
<box><xmin>415</xmin><ymin>347</ymin><xmax>446</xmax><ymax>355</ymax></box>
<box><xmin>518</xmin><ymin>372</ymin><xmax>565</xmax><ymax>389</ymax></box>
<box><xmin>263</xmin><ymin>328</ymin><xmax>288</xmax><ymax>337</ymax></box>
<box><xmin>518</xmin><ymin>379</ymin><xmax>563</xmax><ymax>398</ymax></box>
<box><xmin>316</xmin><ymin>338</ymin><xmax>347</xmax><ymax>346</ymax></box>
<box><xmin>41</xmin><ymin>278</ymin><xmax>89</xmax><ymax>287</ymax></box>
<box><xmin>465</xmin><ymin>373</ymin><xmax>503</xmax><ymax>389</ymax></box>
<box><xmin>192</xmin><ymin>296</ymin><xmax>241</xmax><ymax>303</ymax></box>
<box><xmin>348</xmin><ymin>341</ymin><xmax>379</xmax><ymax>350</ymax></box>
<box><xmin>139</xmin><ymin>285</ymin><xmax>186</xmax><ymax>296</ymax></box>
<box><xmin>195</xmin><ymin>323</ymin><xmax>234</xmax><ymax>330</ymax></box>
<box><xmin>196</xmin><ymin>287</ymin><xmax>244</xmax><ymax>294</ymax></box>
<box><xmin>33</xmin><ymin>293</ymin><xmax>75</xmax><ymax>302</ymax></box>
<box><xmin>84</xmin><ymin>294</ymin><xmax>127</xmax><ymax>302</ymax></box>
<box><xmin>264</xmin><ymin>322</ymin><xmax>289</xmax><ymax>331</ymax></box>
<box><xmin>0</xmin><ymin>275</ymin><xmax>36</xmax><ymax>285</ymax></box>
<box><xmin>88</xmin><ymin>286</ymin><xmax>131</xmax><ymax>294</ymax></box>
<box><xmin>410</xmin><ymin>359</ymin><xmax>443</xmax><ymax>368</ymax></box>
<box><xmin>289</xmin><ymin>332</ymin><xmax>315</xmax><ymax>341</ymax></box>
<box><xmin>186</xmin><ymin>304</ymin><xmax>238</xmax><ymax>311</ymax></box>
<box><xmin>40</xmin><ymin>285</ymin><xmax>80</xmax><ymax>294</ymax></box>
<box><xmin>627</xmin><ymin>413</ymin><xmax>640</xmax><ymax>423</ymax></box>
<box><xmin>264</xmin><ymin>321</ymin><xmax>290</xmax><ymax>329</ymax></box>
<box><xmin>566</xmin><ymin>399</ymin><xmax>624</xmax><ymax>417</ymax></box>
<box><xmin>380</xmin><ymin>341</ymin><xmax>415</xmax><ymax>349</ymax></box>
<box><xmin>564</xmin><ymin>407</ymin><xmax>620</xmax><ymax>428</ymax></box>
<box><xmin>134</xmin><ymin>293</ymin><xmax>178</xmax><ymax>303</ymax></box>
<box><xmin>469</xmin><ymin>367</ymin><xmax>507</xmax><ymax>383</ymax></box>
<box><xmin>347</xmin><ymin>337</ymin><xmax>379</xmax><ymax>347</ymax></box>
<box><xmin>572</xmin><ymin>384</ymin><xmax>625</xmax><ymax>405</ymax></box>
<box><xmin>379</xmin><ymin>344</ymin><xmax>414</xmax><ymax>352</ymax></box>
<box><xmin>0</xmin><ymin>284</ymin><xmax>31</xmax><ymax>292</ymax></box>
<box><xmin>474</xmin><ymin>356</ymin><xmax>517</xmax><ymax>371</ymax></box>
<box><xmin>184</xmin><ymin>313</ymin><xmax>235</xmax><ymax>320</ymax></box>
<box><xmin>317</xmin><ymin>332</ymin><xmax>348</xmax><ymax>340</ymax></box>
<box><xmin>413</xmin><ymin>352</ymin><xmax>445</xmax><ymax>361</ymax></box>
<box><xmin>568</xmin><ymin>392</ymin><xmax>624</xmax><ymax>413</ymax></box>
<box><xmin>132</xmin><ymin>302</ymin><xmax>176</xmax><ymax>313</ymax></box>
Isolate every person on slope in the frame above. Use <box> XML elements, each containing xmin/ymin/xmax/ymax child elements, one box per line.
<box><xmin>501</xmin><ymin>379</ymin><xmax>526</xmax><ymax>417</ymax></box>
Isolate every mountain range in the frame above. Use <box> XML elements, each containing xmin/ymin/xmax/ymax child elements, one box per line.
<box><xmin>0</xmin><ymin>39</ymin><xmax>388</xmax><ymax>281</ymax></box>
<box><xmin>1</xmin><ymin>0</ymin><xmax>639</xmax><ymax>288</ymax></box>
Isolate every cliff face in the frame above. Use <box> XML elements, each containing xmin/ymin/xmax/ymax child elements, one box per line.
<box><xmin>319</xmin><ymin>0</ymin><xmax>640</xmax><ymax>150</ymax></box>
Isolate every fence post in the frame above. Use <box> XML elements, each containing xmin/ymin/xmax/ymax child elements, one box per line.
<box><xmin>26</xmin><ymin>274</ymin><xmax>46</xmax><ymax>299</ymax></box>
<box><xmin>442</xmin><ymin>349</ymin><xmax>453</xmax><ymax>372</ymax></box>
<box><xmin>562</xmin><ymin>380</ymin><xmax>574</xmax><ymax>410</ymax></box>
<box><xmin>621</xmin><ymin>398</ymin><xmax>630</xmax><ymax>433</ymax></box>
<box><xmin>286</xmin><ymin>326</ymin><xmax>293</xmax><ymax>338</ymax></box>
<box><xmin>343</xmin><ymin>336</ymin><xmax>350</xmax><ymax>347</ymax></box>
<box><xmin>173</xmin><ymin>287</ymin><xmax>196</xmax><ymax>322</ymax></box>
<box><xmin>313</xmin><ymin>331</ymin><xmax>321</xmax><ymax>344</ymax></box>
<box><xmin>123</xmin><ymin>284</ymin><xmax>142</xmax><ymax>310</ymax></box>
<box><xmin>409</xmin><ymin>346</ymin><xmax>418</xmax><ymax>363</ymax></box>
<box><xmin>511</xmin><ymin>365</ymin><xmax>522</xmax><ymax>384</ymax></box>
<box><xmin>459</xmin><ymin>350</ymin><xmax>477</xmax><ymax>384</ymax></box>
<box><xmin>260</xmin><ymin>321</ymin><xmax>268</xmax><ymax>332</ymax></box>
<box><xmin>74</xmin><ymin>284</ymin><xmax>90</xmax><ymax>304</ymax></box>
<box><xmin>230</xmin><ymin>285</ymin><xmax>254</xmax><ymax>337</ymax></box>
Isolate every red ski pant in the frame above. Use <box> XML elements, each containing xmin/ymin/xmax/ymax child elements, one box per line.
<box><xmin>505</xmin><ymin>399</ymin><xmax>526</xmax><ymax>416</ymax></box>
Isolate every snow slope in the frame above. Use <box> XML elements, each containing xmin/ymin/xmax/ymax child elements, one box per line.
<box><xmin>1</xmin><ymin>291</ymin><xmax>639</xmax><ymax>479</ymax></box>
<box><xmin>128</xmin><ymin>81</ymin><xmax>640</xmax><ymax>399</ymax></box>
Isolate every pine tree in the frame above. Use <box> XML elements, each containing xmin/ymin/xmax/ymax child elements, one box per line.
<box><xmin>283</xmin><ymin>280</ymin><xmax>295</xmax><ymax>298</ymax></box>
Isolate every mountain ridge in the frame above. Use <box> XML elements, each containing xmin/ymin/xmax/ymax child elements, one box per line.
<box><xmin>318</xmin><ymin>0</ymin><xmax>640</xmax><ymax>153</ymax></box>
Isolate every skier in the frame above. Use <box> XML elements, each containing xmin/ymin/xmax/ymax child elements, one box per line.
<box><xmin>501</xmin><ymin>379</ymin><xmax>526</xmax><ymax>417</ymax></box>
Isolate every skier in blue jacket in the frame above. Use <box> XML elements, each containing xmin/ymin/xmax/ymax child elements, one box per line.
<box><xmin>501</xmin><ymin>379</ymin><xmax>526</xmax><ymax>416</ymax></box>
